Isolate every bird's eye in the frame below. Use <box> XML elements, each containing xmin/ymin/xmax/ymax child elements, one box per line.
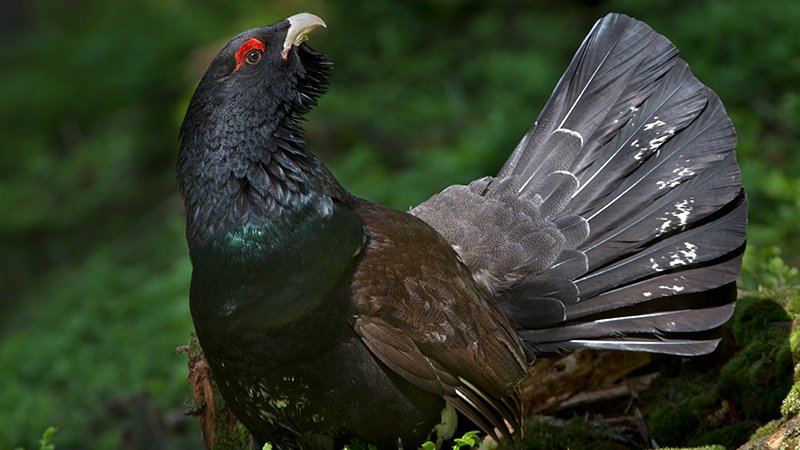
<box><xmin>245</xmin><ymin>50</ymin><xmax>262</xmax><ymax>65</ymax></box>
<box><xmin>234</xmin><ymin>38</ymin><xmax>267</xmax><ymax>72</ymax></box>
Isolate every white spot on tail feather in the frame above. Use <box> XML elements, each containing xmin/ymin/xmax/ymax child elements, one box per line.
<box><xmin>656</xmin><ymin>165</ymin><xmax>695</xmax><ymax>190</ymax></box>
<box><xmin>674</xmin><ymin>199</ymin><xmax>693</xmax><ymax>225</ymax></box>
<box><xmin>636</xmin><ymin>126</ymin><xmax>676</xmax><ymax>162</ymax></box>
<box><xmin>644</xmin><ymin>119</ymin><xmax>666</xmax><ymax>131</ymax></box>
<box><xmin>681</xmin><ymin>242</ymin><xmax>698</xmax><ymax>260</ymax></box>
<box><xmin>659</xmin><ymin>285</ymin><xmax>685</xmax><ymax>293</ymax></box>
<box><xmin>650</xmin><ymin>257</ymin><xmax>663</xmax><ymax>272</ymax></box>
<box><xmin>656</xmin><ymin>198</ymin><xmax>695</xmax><ymax>236</ymax></box>
<box><xmin>658</xmin><ymin>219</ymin><xmax>673</xmax><ymax>234</ymax></box>
<box><xmin>650</xmin><ymin>242</ymin><xmax>699</xmax><ymax>275</ymax></box>
<box><xmin>667</xmin><ymin>242</ymin><xmax>698</xmax><ymax>267</ymax></box>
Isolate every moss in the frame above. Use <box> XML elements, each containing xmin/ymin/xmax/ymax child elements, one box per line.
<box><xmin>648</xmin><ymin>403</ymin><xmax>700</xmax><ymax>446</ymax></box>
<box><xmin>780</xmin><ymin>289</ymin><xmax>800</xmax><ymax>316</ymax></box>
<box><xmin>632</xmin><ymin>291</ymin><xmax>795</xmax><ymax>449</ymax></box>
<box><xmin>741</xmin><ymin>417</ymin><xmax>800</xmax><ymax>449</ymax></box>
<box><xmin>515</xmin><ymin>417</ymin><xmax>630</xmax><ymax>450</ymax></box>
<box><xmin>208</xmin><ymin>388</ymin><xmax>251</xmax><ymax>450</ymax></box>
<box><xmin>659</xmin><ymin>447</ymin><xmax>725</xmax><ymax>450</ymax></box>
<box><xmin>781</xmin><ymin>384</ymin><xmax>800</xmax><ymax>417</ymax></box>
<box><xmin>789</xmin><ymin>322</ymin><xmax>800</xmax><ymax>370</ymax></box>
<box><xmin>688</xmin><ymin>423</ymin><xmax>751</xmax><ymax>448</ymax></box>
<box><xmin>184</xmin><ymin>335</ymin><xmax>252</xmax><ymax>450</ymax></box>
<box><xmin>749</xmin><ymin>288</ymin><xmax>800</xmax><ymax>423</ymax></box>
<box><xmin>716</xmin><ymin>293</ymin><xmax>793</xmax><ymax>421</ymax></box>
<box><xmin>751</xmin><ymin>418</ymin><xmax>784</xmax><ymax>439</ymax></box>
<box><xmin>728</xmin><ymin>293</ymin><xmax>792</xmax><ymax>344</ymax></box>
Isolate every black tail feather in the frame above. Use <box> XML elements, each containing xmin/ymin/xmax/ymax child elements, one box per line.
<box><xmin>499</xmin><ymin>14</ymin><xmax>746</xmax><ymax>357</ymax></box>
<box><xmin>413</xmin><ymin>13</ymin><xmax>746</xmax><ymax>359</ymax></box>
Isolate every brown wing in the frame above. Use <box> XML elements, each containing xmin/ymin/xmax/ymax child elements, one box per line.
<box><xmin>350</xmin><ymin>201</ymin><xmax>527</xmax><ymax>441</ymax></box>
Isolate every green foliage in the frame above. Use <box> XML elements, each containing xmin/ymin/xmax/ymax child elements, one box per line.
<box><xmin>517</xmin><ymin>417</ymin><xmax>630</xmax><ymax>450</ymax></box>
<box><xmin>741</xmin><ymin>246</ymin><xmax>800</xmax><ymax>291</ymax></box>
<box><xmin>39</xmin><ymin>428</ymin><xmax>57</xmax><ymax>450</ymax></box>
<box><xmin>452</xmin><ymin>430</ymin><xmax>481</xmax><ymax>449</ymax></box>
<box><xmin>422</xmin><ymin>430</ymin><xmax>481</xmax><ymax>450</ymax></box>
<box><xmin>781</xmin><ymin>385</ymin><xmax>800</xmax><ymax>417</ymax></box>
<box><xmin>13</xmin><ymin>427</ymin><xmax>58</xmax><ymax>450</ymax></box>
<box><xmin>321</xmin><ymin>2</ymin><xmax>613</xmax><ymax>212</ymax></box>
<box><xmin>0</xmin><ymin>213</ymin><xmax>196</xmax><ymax>449</ymax></box>
<box><xmin>750</xmin><ymin>419</ymin><xmax>783</xmax><ymax>440</ymax></box>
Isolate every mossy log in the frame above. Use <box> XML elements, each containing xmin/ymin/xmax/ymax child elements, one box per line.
<box><xmin>179</xmin><ymin>334</ymin><xmax>253</xmax><ymax>450</ymax></box>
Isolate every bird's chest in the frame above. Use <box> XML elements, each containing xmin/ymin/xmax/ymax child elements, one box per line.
<box><xmin>188</xmin><ymin>202</ymin><xmax>364</xmax><ymax>342</ymax></box>
<box><xmin>186</xmin><ymin>203</ymin><xmax>372</xmax><ymax>440</ymax></box>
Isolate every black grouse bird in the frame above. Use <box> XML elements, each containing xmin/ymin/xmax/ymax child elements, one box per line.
<box><xmin>178</xmin><ymin>12</ymin><xmax>746</xmax><ymax>449</ymax></box>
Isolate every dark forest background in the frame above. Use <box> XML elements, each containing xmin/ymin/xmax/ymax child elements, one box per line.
<box><xmin>1</xmin><ymin>0</ymin><xmax>799</xmax><ymax>448</ymax></box>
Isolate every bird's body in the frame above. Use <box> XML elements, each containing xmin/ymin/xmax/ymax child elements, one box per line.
<box><xmin>178</xmin><ymin>12</ymin><xmax>746</xmax><ymax>449</ymax></box>
<box><xmin>187</xmin><ymin>185</ymin><xmax>526</xmax><ymax>447</ymax></box>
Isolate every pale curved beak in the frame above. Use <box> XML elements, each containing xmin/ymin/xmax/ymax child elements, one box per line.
<box><xmin>281</xmin><ymin>12</ymin><xmax>327</xmax><ymax>61</ymax></box>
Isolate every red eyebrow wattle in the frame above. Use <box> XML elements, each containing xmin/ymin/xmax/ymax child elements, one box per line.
<box><xmin>234</xmin><ymin>38</ymin><xmax>266</xmax><ymax>71</ymax></box>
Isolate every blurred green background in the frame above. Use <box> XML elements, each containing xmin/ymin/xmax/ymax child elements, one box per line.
<box><xmin>1</xmin><ymin>0</ymin><xmax>798</xmax><ymax>448</ymax></box>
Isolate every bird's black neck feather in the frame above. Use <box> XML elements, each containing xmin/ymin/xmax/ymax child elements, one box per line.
<box><xmin>177</xmin><ymin>44</ymin><xmax>343</xmax><ymax>248</ymax></box>
<box><xmin>179</xmin><ymin>44</ymin><xmax>364</xmax><ymax>334</ymax></box>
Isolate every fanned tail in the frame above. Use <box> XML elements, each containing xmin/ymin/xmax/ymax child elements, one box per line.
<box><xmin>502</xmin><ymin>13</ymin><xmax>746</xmax><ymax>356</ymax></box>
<box><xmin>412</xmin><ymin>13</ymin><xmax>746</xmax><ymax>360</ymax></box>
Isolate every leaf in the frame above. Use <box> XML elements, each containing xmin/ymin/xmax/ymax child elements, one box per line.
<box><xmin>452</xmin><ymin>430</ymin><xmax>481</xmax><ymax>449</ymax></box>
<box><xmin>39</xmin><ymin>427</ymin><xmax>57</xmax><ymax>450</ymax></box>
<box><xmin>421</xmin><ymin>441</ymin><xmax>437</xmax><ymax>450</ymax></box>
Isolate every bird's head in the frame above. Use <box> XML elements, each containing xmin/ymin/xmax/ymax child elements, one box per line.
<box><xmin>180</xmin><ymin>13</ymin><xmax>330</xmax><ymax>151</ymax></box>
<box><xmin>178</xmin><ymin>13</ymin><xmax>339</xmax><ymax>236</ymax></box>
